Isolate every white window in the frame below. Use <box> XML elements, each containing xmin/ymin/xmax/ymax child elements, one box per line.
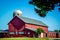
<box><xmin>28</xmin><ymin>32</ymin><xmax>30</xmax><ymax>34</ymax></box>
<box><xmin>19</xmin><ymin>31</ymin><xmax>24</xmax><ymax>34</ymax></box>
<box><xmin>10</xmin><ymin>32</ymin><xmax>14</xmax><ymax>34</ymax></box>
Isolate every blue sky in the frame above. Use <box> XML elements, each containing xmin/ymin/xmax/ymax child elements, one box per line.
<box><xmin>0</xmin><ymin>0</ymin><xmax>60</xmax><ymax>31</ymax></box>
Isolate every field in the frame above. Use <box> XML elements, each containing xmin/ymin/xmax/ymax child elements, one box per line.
<box><xmin>0</xmin><ymin>38</ymin><xmax>60</xmax><ymax>40</ymax></box>
<box><xmin>0</xmin><ymin>38</ymin><xmax>49</xmax><ymax>40</ymax></box>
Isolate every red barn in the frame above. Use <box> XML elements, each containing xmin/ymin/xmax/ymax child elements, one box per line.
<box><xmin>8</xmin><ymin>10</ymin><xmax>48</xmax><ymax>38</ymax></box>
<box><xmin>0</xmin><ymin>10</ymin><xmax>60</xmax><ymax>38</ymax></box>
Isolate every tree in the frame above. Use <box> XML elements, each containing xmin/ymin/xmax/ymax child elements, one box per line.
<box><xmin>54</xmin><ymin>30</ymin><xmax>60</xmax><ymax>32</ymax></box>
<box><xmin>29</xmin><ymin>0</ymin><xmax>60</xmax><ymax>17</ymax></box>
<box><xmin>35</xmin><ymin>28</ymin><xmax>44</xmax><ymax>37</ymax></box>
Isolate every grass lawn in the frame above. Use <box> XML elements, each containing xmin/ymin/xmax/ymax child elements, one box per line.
<box><xmin>0</xmin><ymin>38</ymin><xmax>49</xmax><ymax>40</ymax></box>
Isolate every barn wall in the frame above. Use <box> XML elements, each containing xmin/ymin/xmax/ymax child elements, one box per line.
<box><xmin>25</xmin><ymin>24</ymin><xmax>48</xmax><ymax>33</ymax></box>
<box><xmin>8</xmin><ymin>23</ymin><xmax>35</xmax><ymax>37</ymax></box>
<box><xmin>58</xmin><ymin>33</ymin><xmax>60</xmax><ymax>38</ymax></box>
<box><xmin>25</xmin><ymin>28</ymin><xmax>35</xmax><ymax>37</ymax></box>
<box><xmin>8</xmin><ymin>23</ymin><xmax>25</xmax><ymax>31</ymax></box>
<box><xmin>8</xmin><ymin>23</ymin><xmax>25</xmax><ymax>37</ymax></box>
<box><xmin>48</xmin><ymin>32</ymin><xmax>56</xmax><ymax>38</ymax></box>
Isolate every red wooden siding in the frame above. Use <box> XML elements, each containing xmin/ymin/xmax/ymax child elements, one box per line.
<box><xmin>25</xmin><ymin>28</ymin><xmax>35</xmax><ymax>37</ymax></box>
<box><xmin>9</xmin><ymin>16</ymin><xmax>25</xmax><ymax>30</ymax></box>
<box><xmin>25</xmin><ymin>24</ymin><xmax>48</xmax><ymax>33</ymax></box>
<box><xmin>58</xmin><ymin>33</ymin><xmax>60</xmax><ymax>38</ymax></box>
<box><xmin>48</xmin><ymin>32</ymin><xmax>56</xmax><ymax>38</ymax></box>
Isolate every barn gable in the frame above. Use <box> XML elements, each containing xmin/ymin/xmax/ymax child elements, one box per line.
<box><xmin>8</xmin><ymin>16</ymin><xmax>25</xmax><ymax>30</ymax></box>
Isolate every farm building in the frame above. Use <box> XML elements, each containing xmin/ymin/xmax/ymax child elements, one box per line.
<box><xmin>0</xmin><ymin>10</ymin><xmax>60</xmax><ymax>38</ymax></box>
<box><xmin>8</xmin><ymin>10</ymin><xmax>48</xmax><ymax>38</ymax></box>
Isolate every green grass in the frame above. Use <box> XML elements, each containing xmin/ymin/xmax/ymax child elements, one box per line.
<box><xmin>0</xmin><ymin>38</ymin><xmax>49</xmax><ymax>40</ymax></box>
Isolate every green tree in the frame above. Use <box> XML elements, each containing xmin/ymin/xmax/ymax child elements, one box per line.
<box><xmin>29</xmin><ymin>0</ymin><xmax>60</xmax><ymax>17</ymax></box>
<box><xmin>54</xmin><ymin>30</ymin><xmax>60</xmax><ymax>32</ymax></box>
<box><xmin>35</xmin><ymin>28</ymin><xmax>44</xmax><ymax>37</ymax></box>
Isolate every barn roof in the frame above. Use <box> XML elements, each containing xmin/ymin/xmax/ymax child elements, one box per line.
<box><xmin>17</xmin><ymin>16</ymin><xmax>47</xmax><ymax>26</ymax></box>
